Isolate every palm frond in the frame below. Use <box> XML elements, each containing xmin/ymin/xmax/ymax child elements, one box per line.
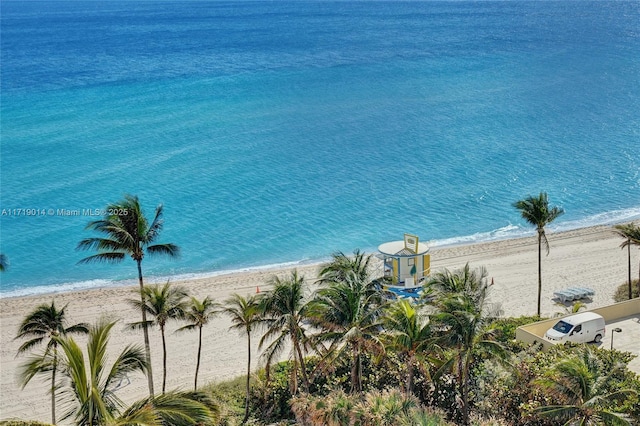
<box><xmin>147</xmin><ymin>243</ymin><xmax>180</xmax><ymax>258</ymax></box>
<box><xmin>19</xmin><ymin>353</ymin><xmax>54</xmax><ymax>388</ymax></box>
<box><xmin>77</xmin><ymin>252</ymin><xmax>126</xmax><ymax>264</ymax></box>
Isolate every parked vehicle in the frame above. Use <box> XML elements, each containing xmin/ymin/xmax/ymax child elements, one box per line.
<box><xmin>545</xmin><ymin>312</ymin><xmax>606</xmax><ymax>343</ymax></box>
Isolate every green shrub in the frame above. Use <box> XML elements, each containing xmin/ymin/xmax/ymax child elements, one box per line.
<box><xmin>489</xmin><ymin>315</ymin><xmax>544</xmax><ymax>352</ymax></box>
<box><xmin>290</xmin><ymin>388</ymin><xmax>453</xmax><ymax>426</ymax></box>
<box><xmin>202</xmin><ymin>376</ymin><xmax>248</xmax><ymax>426</ymax></box>
<box><xmin>0</xmin><ymin>421</ymin><xmax>53</xmax><ymax>426</ymax></box>
<box><xmin>249</xmin><ymin>361</ymin><xmax>296</xmax><ymax>424</ymax></box>
<box><xmin>475</xmin><ymin>343</ymin><xmax>640</xmax><ymax>425</ymax></box>
<box><xmin>613</xmin><ymin>280</ymin><xmax>640</xmax><ymax>302</ymax></box>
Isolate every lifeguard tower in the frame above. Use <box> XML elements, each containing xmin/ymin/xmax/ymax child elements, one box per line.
<box><xmin>378</xmin><ymin>233</ymin><xmax>430</xmax><ymax>291</ymax></box>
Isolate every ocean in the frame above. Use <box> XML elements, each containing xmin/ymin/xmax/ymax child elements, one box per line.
<box><xmin>1</xmin><ymin>0</ymin><xmax>639</xmax><ymax>298</ymax></box>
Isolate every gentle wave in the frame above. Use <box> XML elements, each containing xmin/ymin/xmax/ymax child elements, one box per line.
<box><xmin>3</xmin><ymin>207</ymin><xmax>638</xmax><ymax>299</ymax></box>
<box><xmin>429</xmin><ymin>207</ymin><xmax>640</xmax><ymax>249</ymax></box>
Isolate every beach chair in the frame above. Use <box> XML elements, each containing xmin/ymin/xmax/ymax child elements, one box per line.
<box><xmin>563</xmin><ymin>288</ymin><xmax>587</xmax><ymax>301</ymax></box>
<box><xmin>553</xmin><ymin>290</ymin><xmax>573</xmax><ymax>303</ymax></box>
<box><xmin>569</xmin><ymin>287</ymin><xmax>595</xmax><ymax>297</ymax></box>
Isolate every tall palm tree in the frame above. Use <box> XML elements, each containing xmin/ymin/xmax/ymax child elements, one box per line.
<box><xmin>310</xmin><ymin>252</ymin><xmax>387</xmax><ymax>394</ymax></box>
<box><xmin>513</xmin><ymin>192</ymin><xmax>564</xmax><ymax>316</ymax></box>
<box><xmin>177</xmin><ymin>296</ymin><xmax>220</xmax><ymax>391</ymax></box>
<box><xmin>534</xmin><ymin>347</ymin><xmax>637</xmax><ymax>425</ymax></box>
<box><xmin>53</xmin><ymin>319</ymin><xmax>218</xmax><ymax>426</ymax></box>
<box><xmin>381</xmin><ymin>299</ymin><xmax>434</xmax><ymax>395</ymax></box>
<box><xmin>128</xmin><ymin>282</ymin><xmax>188</xmax><ymax>394</ymax></box>
<box><xmin>258</xmin><ymin>270</ymin><xmax>312</xmax><ymax>395</ymax></box>
<box><xmin>16</xmin><ymin>301</ymin><xmax>88</xmax><ymax>425</ymax></box>
<box><xmin>77</xmin><ymin>194</ymin><xmax>180</xmax><ymax>397</ymax></box>
<box><xmin>428</xmin><ymin>265</ymin><xmax>506</xmax><ymax>426</ymax></box>
<box><xmin>613</xmin><ymin>223</ymin><xmax>640</xmax><ymax>300</ymax></box>
<box><xmin>222</xmin><ymin>293</ymin><xmax>261</xmax><ymax>423</ymax></box>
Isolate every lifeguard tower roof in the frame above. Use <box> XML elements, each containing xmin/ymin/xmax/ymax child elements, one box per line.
<box><xmin>378</xmin><ymin>240</ymin><xmax>429</xmax><ymax>257</ymax></box>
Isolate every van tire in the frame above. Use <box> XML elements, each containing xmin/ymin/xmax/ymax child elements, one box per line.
<box><xmin>594</xmin><ymin>334</ymin><xmax>602</xmax><ymax>343</ymax></box>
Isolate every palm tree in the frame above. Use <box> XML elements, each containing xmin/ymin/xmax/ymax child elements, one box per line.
<box><xmin>16</xmin><ymin>301</ymin><xmax>88</xmax><ymax>425</ymax></box>
<box><xmin>53</xmin><ymin>319</ymin><xmax>218</xmax><ymax>425</ymax></box>
<box><xmin>77</xmin><ymin>194</ymin><xmax>180</xmax><ymax>397</ymax></box>
<box><xmin>310</xmin><ymin>252</ymin><xmax>387</xmax><ymax>394</ymax></box>
<box><xmin>0</xmin><ymin>253</ymin><xmax>8</xmax><ymax>271</ymax></box>
<box><xmin>177</xmin><ymin>296</ymin><xmax>220</xmax><ymax>391</ymax></box>
<box><xmin>534</xmin><ymin>347</ymin><xmax>637</xmax><ymax>425</ymax></box>
<box><xmin>428</xmin><ymin>265</ymin><xmax>506</xmax><ymax>426</ymax></box>
<box><xmin>128</xmin><ymin>282</ymin><xmax>188</xmax><ymax>394</ymax></box>
<box><xmin>317</xmin><ymin>249</ymin><xmax>373</xmax><ymax>286</ymax></box>
<box><xmin>513</xmin><ymin>192</ymin><xmax>564</xmax><ymax>316</ymax></box>
<box><xmin>613</xmin><ymin>223</ymin><xmax>640</xmax><ymax>300</ymax></box>
<box><xmin>381</xmin><ymin>299</ymin><xmax>434</xmax><ymax>395</ymax></box>
<box><xmin>258</xmin><ymin>270</ymin><xmax>312</xmax><ymax>395</ymax></box>
<box><xmin>222</xmin><ymin>293</ymin><xmax>261</xmax><ymax>423</ymax></box>
<box><xmin>425</xmin><ymin>263</ymin><xmax>487</xmax><ymax>301</ymax></box>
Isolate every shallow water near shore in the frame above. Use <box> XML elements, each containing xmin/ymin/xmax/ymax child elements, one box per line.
<box><xmin>1</xmin><ymin>1</ymin><xmax>639</xmax><ymax>296</ymax></box>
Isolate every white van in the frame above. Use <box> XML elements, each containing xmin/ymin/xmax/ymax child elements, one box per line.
<box><xmin>545</xmin><ymin>312</ymin><xmax>606</xmax><ymax>344</ymax></box>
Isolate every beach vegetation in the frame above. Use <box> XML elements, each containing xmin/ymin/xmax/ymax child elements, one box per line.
<box><xmin>54</xmin><ymin>319</ymin><xmax>218</xmax><ymax>425</ymax></box>
<box><xmin>427</xmin><ymin>264</ymin><xmax>507</xmax><ymax>425</ymax></box>
<box><xmin>475</xmin><ymin>343</ymin><xmax>640</xmax><ymax>425</ymax></box>
<box><xmin>258</xmin><ymin>270</ymin><xmax>312</xmax><ymax>395</ymax></box>
<box><xmin>77</xmin><ymin>194</ymin><xmax>180</xmax><ymax>397</ymax></box>
<box><xmin>16</xmin><ymin>301</ymin><xmax>89</xmax><ymax>425</ymax></box>
<box><xmin>308</xmin><ymin>250</ymin><xmax>388</xmax><ymax>394</ymax></box>
<box><xmin>613</xmin><ymin>222</ymin><xmax>640</xmax><ymax>300</ymax></box>
<box><xmin>201</xmin><ymin>377</ymin><xmax>248</xmax><ymax>426</ymax></box>
<box><xmin>290</xmin><ymin>388</ymin><xmax>453</xmax><ymax>426</ymax></box>
<box><xmin>222</xmin><ymin>293</ymin><xmax>261</xmax><ymax>423</ymax></box>
<box><xmin>554</xmin><ymin>300</ymin><xmax>587</xmax><ymax>317</ymax></box>
<box><xmin>513</xmin><ymin>192</ymin><xmax>564</xmax><ymax>317</ymax></box>
<box><xmin>127</xmin><ymin>282</ymin><xmax>188</xmax><ymax>394</ymax></box>
<box><xmin>533</xmin><ymin>347</ymin><xmax>637</xmax><ymax>425</ymax></box>
<box><xmin>613</xmin><ymin>280</ymin><xmax>640</xmax><ymax>302</ymax></box>
<box><xmin>177</xmin><ymin>295</ymin><xmax>221</xmax><ymax>391</ymax></box>
<box><xmin>380</xmin><ymin>299</ymin><xmax>436</xmax><ymax>395</ymax></box>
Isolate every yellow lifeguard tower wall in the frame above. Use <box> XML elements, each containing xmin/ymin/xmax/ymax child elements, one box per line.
<box><xmin>392</xmin><ymin>254</ymin><xmax>431</xmax><ymax>285</ymax></box>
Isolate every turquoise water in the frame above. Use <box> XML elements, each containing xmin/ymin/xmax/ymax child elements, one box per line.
<box><xmin>1</xmin><ymin>1</ymin><xmax>639</xmax><ymax>297</ymax></box>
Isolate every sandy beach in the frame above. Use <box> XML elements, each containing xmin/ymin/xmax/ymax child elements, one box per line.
<box><xmin>1</xmin><ymin>224</ymin><xmax>636</xmax><ymax>423</ymax></box>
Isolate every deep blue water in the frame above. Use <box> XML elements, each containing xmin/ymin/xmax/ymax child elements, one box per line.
<box><xmin>1</xmin><ymin>1</ymin><xmax>639</xmax><ymax>297</ymax></box>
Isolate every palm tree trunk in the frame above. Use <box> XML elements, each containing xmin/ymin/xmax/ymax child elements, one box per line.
<box><xmin>627</xmin><ymin>241</ymin><xmax>632</xmax><ymax>300</ymax></box>
<box><xmin>461</xmin><ymin>356</ymin><xmax>470</xmax><ymax>426</ymax></box>
<box><xmin>51</xmin><ymin>345</ymin><xmax>57</xmax><ymax>425</ymax></box>
<box><xmin>293</xmin><ymin>338</ymin><xmax>310</xmax><ymax>392</ymax></box>
<box><xmin>243</xmin><ymin>333</ymin><xmax>251</xmax><ymax>424</ymax></box>
<box><xmin>537</xmin><ymin>231</ymin><xmax>542</xmax><ymax>317</ymax></box>
<box><xmin>194</xmin><ymin>325</ymin><xmax>203</xmax><ymax>391</ymax></box>
<box><xmin>406</xmin><ymin>355</ymin><xmax>414</xmax><ymax>395</ymax></box>
<box><xmin>137</xmin><ymin>260</ymin><xmax>155</xmax><ymax>397</ymax></box>
<box><xmin>350</xmin><ymin>344</ymin><xmax>361</xmax><ymax>394</ymax></box>
<box><xmin>291</xmin><ymin>357</ymin><xmax>299</xmax><ymax>395</ymax></box>
<box><xmin>161</xmin><ymin>325</ymin><xmax>167</xmax><ymax>394</ymax></box>
<box><xmin>358</xmin><ymin>348</ymin><xmax>363</xmax><ymax>393</ymax></box>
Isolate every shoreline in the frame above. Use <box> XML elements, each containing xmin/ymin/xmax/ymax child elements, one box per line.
<box><xmin>3</xmin><ymin>209</ymin><xmax>640</xmax><ymax>299</ymax></box>
<box><xmin>1</xmin><ymin>224</ymin><xmax>637</xmax><ymax>423</ymax></box>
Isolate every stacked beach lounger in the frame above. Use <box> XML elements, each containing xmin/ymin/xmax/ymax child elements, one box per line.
<box><xmin>553</xmin><ymin>287</ymin><xmax>596</xmax><ymax>303</ymax></box>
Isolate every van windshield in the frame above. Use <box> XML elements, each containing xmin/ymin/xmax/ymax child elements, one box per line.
<box><xmin>552</xmin><ymin>320</ymin><xmax>573</xmax><ymax>334</ymax></box>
